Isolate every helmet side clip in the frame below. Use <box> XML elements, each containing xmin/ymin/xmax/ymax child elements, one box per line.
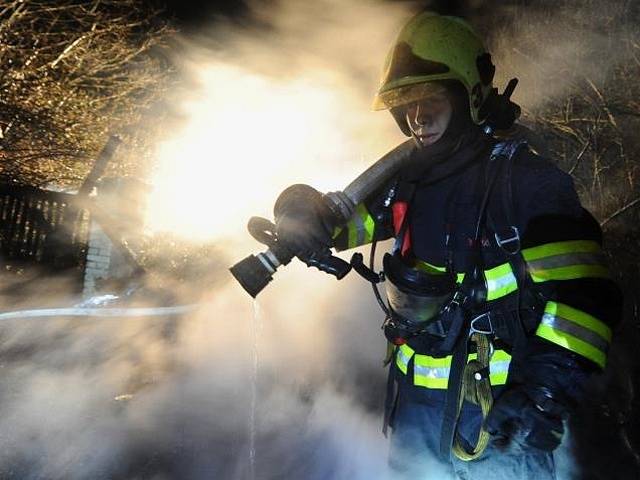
<box><xmin>480</xmin><ymin>78</ymin><xmax>522</xmax><ymax>136</ymax></box>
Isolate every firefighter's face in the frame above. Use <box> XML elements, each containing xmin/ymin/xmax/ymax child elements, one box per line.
<box><xmin>405</xmin><ymin>92</ymin><xmax>453</xmax><ymax>147</ymax></box>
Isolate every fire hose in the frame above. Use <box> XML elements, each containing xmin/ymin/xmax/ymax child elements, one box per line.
<box><xmin>0</xmin><ymin>304</ymin><xmax>198</xmax><ymax>321</ymax></box>
<box><xmin>229</xmin><ymin>139</ymin><xmax>415</xmax><ymax>297</ymax></box>
<box><xmin>0</xmin><ymin>294</ymin><xmax>199</xmax><ymax>320</ymax></box>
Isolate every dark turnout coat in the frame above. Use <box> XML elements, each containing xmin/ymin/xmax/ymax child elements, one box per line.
<box><xmin>332</xmin><ymin>132</ymin><xmax>621</xmax><ymax>475</ymax></box>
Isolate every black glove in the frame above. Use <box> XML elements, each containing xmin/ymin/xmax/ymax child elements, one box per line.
<box><xmin>486</xmin><ymin>337</ymin><xmax>593</xmax><ymax>452</ymax></box>
<box><xmin>273</xmin><ymin>184</ymin><xmax>336</xmax><ymax>260</ymax></box>
<box><xmin>485</xmin><ymin>385</ymin><xmax>565</xmax><ymax>452</ymax></box>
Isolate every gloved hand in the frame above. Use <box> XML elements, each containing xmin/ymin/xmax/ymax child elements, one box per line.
<box><xmin>273</xmin><ymin>184</ymin><xmax>336</xmax><ymax>260</ymax></box>
<box><xmin>485</xmin><ymin>337</ymin><xmax>592</xmax><ymax>452</ymax></box>
<box><xmin>485</xmin><ymin>385</ymin><xmax>566</xmax><ymax>452</ymax></box>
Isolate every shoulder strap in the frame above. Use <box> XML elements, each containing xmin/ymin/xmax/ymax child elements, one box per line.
<box><xmin>486</xmin><ymin>139</ymin><xmax>536</xmax><ymax>352</ymax></box>
<box><xmin>487</xmin><ymin>139</ymin><xmax>528</xmax><ymax>255</ymax></box>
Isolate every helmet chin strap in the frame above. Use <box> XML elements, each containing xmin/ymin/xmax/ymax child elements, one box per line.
<box><xmin>410</xmin><ymin>103</ymin><xmax>427</xmax><ymax>128</ymax></box>
<box><xmin>410</xmin><ymin>132</ymin><xmax>423</xmax><ymax>148</ymax></box>
<box><xmin>406</xmin><ymin>109</ymin><xmax>430</xmax><ymax>148</ymax></box>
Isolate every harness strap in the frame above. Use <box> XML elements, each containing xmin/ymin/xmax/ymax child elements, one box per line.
<box><xmin>439</xmin><ymin>140</ymin><xmax>518</xmax><ymax>462</ymax></box>
<box><xmin>488</xmin><ymin>139</ymin><xmax>527</xmax><ymax>255</ymax></box>
<box><xmin>452</xmin><ymin>332</ymin><xmax>494</xmax><ymax>461</ymax></box>
<box><xmin>439</xmin><ymin>314</ymin><xmax>470</xmax><ymax>461</ymax></box>
<box><xmin>487</xmin><ymin>139</ymin><xmax>531</xmax><ymax>353</ymax></box>
<box><xmin>382</xmin><ymin>352</ymin><xmax>400</xmax><ymax>437</ymax></box>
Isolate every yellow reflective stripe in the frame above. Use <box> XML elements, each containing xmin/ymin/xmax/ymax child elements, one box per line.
<box><xmin>416</xmin><ymin>260</ymin><xmax>464</xmax><ymax>283</ymax></box>
<box><xmin>359</xmin><ymin>204</ymin><xmax>375</xmax><ymax>244</ymax></box>
<box><xmin>528</xmin><ymin>264</ymin><xmax>611</xmax><ymax>283</ymax></box>
<box><xmin>344</xmin><ymin>204</ymin><xmax>376</xmax><ymax>248</ymax></box>
<box><xmin>415</xmin><ymin>260</ymin><xmax>513</xmax><ymax>300</ymax></box>
<box><xmin>536</xmin><ymin>324</ymin><xmax>606</xmax><ymax>368</ymax></box>
<box><xmin>522</xmin><ymin>240</ymin><xmax>601</xmax><ymax>262</ymax></box>
<box><xmin>412</xmin><ymin>350</ymin><xmax>512</xmax><ymax>389</ymax></box>
<box><xmin>348</xmin><ymin>220</ymin><xmax>357</xmax><ymax>249</ymax></box>
<box><xmin>413</xmin><ymin>372</ymin><xmax>449</xmax><ymax>389</ymax></box>
<box><xmin>543</xmin><ymin>301</ymin><xmax>612</xmax><ymax>342</ymax></box>
<box><xmin>395</xmin><ymin>343</ymin><xmax>414</xmax><ymax>375</ymax></box>
<box><xmin>522</xmin><ymin>240</ymin><xmax>611</xmax><ymax>283</ymax></box>
<box><xmin>413</xmin><ymin>353</ymin><xmax>453</xmax><ymax>389</ymax></box>
<box><xmin>484</xmin><ymin>263</ymin><xmax>518</xmax><ymax>301</ymax></box>
<box><xmin>535</xmin><ymin>301</ymin><xmax>611</xmax><ymax>368</ymax></box>
<box><xmin>487</xmin><ymin>350</ymin><xmax>512</xmax><ymax>386</ymax></box>
<box><xmin>415</xmin><ymin>260</ymin><xmax>447</xmax><ymax>274</ymax></box>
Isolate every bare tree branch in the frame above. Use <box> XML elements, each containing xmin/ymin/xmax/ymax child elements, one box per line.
<box><xmin>0</xmin><ymin>0</ymin><xmax>177</xmax><ymax>187</ymax></box>
<box><xmin>601</xmin><ymin>197</ymin><xmax>640</xmax><ymax>227</ymax></box>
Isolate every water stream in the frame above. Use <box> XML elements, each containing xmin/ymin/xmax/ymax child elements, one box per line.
<box><xmin>248</xmin><ymin>300</ymin><xmax>262</xmax><ymax>480</ymax></box>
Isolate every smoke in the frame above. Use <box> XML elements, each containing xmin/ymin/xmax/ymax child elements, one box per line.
<box><xmin>480</xmin><ymin>0</ymin><xmax>637</xmax><ymax>113</ymax></box>
<box><xmin>3</xmin><ymin>1</ymin><xmax>633</xmax><ymax>478</ymax></box>
<box><xmin>0</xmin><ymin>1</ymin><xmax>434</xmax><ymax>479</ymax></box>
<box><xmin>144</xmin><ymin>0</ymin><xmax>411</xmax><ymax>242</ymax></box>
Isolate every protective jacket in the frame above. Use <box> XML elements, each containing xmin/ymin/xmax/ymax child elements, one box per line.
<box><xmin>331</xmin><ymin>130</ymin><xmax>621</xmax><ymax>474</ymax></box>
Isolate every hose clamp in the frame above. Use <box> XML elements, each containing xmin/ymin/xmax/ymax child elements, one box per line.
<box><xmin>324</xmin><ymin>191</ymin><xmax>356</xmax><ymax>223</ymax></box>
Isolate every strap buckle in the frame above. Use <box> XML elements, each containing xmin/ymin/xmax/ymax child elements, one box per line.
<box><xmin>470</xmin><ymin>312</ymin><xmax>494</xmax><ymax>336</ymax></box>
<box><xmin>494</xmin><ymin>226</ymin><xmax>521</xmax><ymax>255</ymax></box>
<box><xmin>424</xmin><ymin>317</ymin><xmax>448</xmax><ymax>338</ymax></box>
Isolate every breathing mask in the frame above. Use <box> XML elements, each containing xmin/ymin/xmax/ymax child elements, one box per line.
<box><xmin>382</xmin><ymin>252</ymin><xmax>457</xmax><ymax>344</ymax></box>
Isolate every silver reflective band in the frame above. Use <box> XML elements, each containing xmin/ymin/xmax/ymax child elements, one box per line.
<box><xmin>414</xmin><ymin>365</ymin><xmax>450</xmax><ymax>379</ymax></box>
<box><xmin>486</xmin><ymin>271</ymin><xmax>516</xmax><ymax>291</ymax></box>
<box><xmin>540</xmin><ymin>313</ymin><xmax>609</xmax><ymax>353</ymax></box>
<box><xmin>413</xmin><ymin>358</ymin><xmax>511</xmax><ymax>383</ymax></box>
<box><xmin>527</xmin><ymin>252</ymin><xmax>606</xmax><ymax>271</ymax></box>
<box><xmin>353</xmin><ymin>212</ymin><xmax>366</xmax><ymax>246</ymax></box>
<box><xmin>488</xmin><ymin>360</ymin><xmax>510</xmax><ymax>375</ymax></box>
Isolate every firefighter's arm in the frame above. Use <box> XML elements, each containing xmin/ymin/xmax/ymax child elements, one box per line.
<box><xmin>518</xmin><ymin>177</ymin><xmax>621</xmax><ymax>371</ymax></box>
<box><xmin>488</xmin><ymin>166</ymin><xmax>622</xmax><ymax>451</ymax></box>
<box><xmin>331</xmin><ymin>179</ymin><xmax>396</xmax><ymax>252</ymax></box>
<box><xmin>273</xmin><ymin>180</ymin><xmax>395</xmax><ymax>257</ymax></box>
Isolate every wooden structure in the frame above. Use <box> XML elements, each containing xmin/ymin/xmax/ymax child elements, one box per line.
<box><xmin>0</xmin><ymin>183</ymin><xmax>90</xmax><ymax>267</ymax></box>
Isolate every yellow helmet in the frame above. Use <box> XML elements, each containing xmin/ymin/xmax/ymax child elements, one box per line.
<box><xmin>373</xmin><ymin>12</ymin><xmax>495</xmax><ymax>125</ymax></box>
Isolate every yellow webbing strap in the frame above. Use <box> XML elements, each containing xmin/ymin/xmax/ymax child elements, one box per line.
<box><xmin>451</xmin><ymin>333</ymin><xmax>494</xmax><ymax>461</ymax></box>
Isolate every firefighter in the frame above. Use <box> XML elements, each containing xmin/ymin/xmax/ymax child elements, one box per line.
<box><xmin>273</xmin><ymin>12</ymin><xmax>621</xmax><ymax>479</ymax></box>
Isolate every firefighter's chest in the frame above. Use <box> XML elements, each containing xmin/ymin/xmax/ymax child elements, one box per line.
<box><xmin>401</xmin><ymin>186</ymin><xmax>500</xmax><ymax>269</ymax></box>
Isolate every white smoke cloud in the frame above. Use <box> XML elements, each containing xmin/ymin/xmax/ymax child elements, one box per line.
<box><xmin>485</xmin><ymin>0</ymin><xmax>635</xmax><ymax>113</ymax></box>
<box><xmin>4</xmin><ymin>1</ymin><xmax>632</xmax><ymax>478</ymax></box>
<box><xmin>0</xmin><ymin>1</ymin><xmax>429</xmax><ymax>479</ymax></box>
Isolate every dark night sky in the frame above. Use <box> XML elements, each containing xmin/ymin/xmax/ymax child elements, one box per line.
<box><xmin>148</xmin><ymin>0</ymin><xmax>464</xmax><ymax>25</ymax></box>
<box><xmin>155</xmin><ymin>0</ymin><xmax>250</xmax><ymax>21</ymax></box>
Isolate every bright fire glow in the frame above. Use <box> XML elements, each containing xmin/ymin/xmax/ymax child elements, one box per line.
<box><xmin>145</xmin><ymin>63</ymin><xmax>399</xmax><ymax>242</ymax></box>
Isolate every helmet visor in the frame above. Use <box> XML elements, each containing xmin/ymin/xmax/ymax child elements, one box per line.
<box><xmin>373</xmin><ymin>82</ymin><xmax>448</xmax><ymax>111</ymax></box>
